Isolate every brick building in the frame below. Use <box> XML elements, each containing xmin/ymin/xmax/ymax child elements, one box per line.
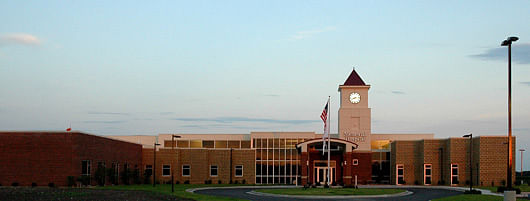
<box><xmin>0</xmin><ymin>131</ymin><xmax>142</xmax><ymax>186</ymax></box>
<box><xmin>0</xmin><ymin>70</ymin><xmax>515</xmax><ymax>186</ymax></box>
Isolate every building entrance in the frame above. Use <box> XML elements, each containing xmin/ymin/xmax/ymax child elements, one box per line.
<box><xmin>313</xmin><ymin>160</ymin><xmax>335</xmax><ymax>185</ymax></box>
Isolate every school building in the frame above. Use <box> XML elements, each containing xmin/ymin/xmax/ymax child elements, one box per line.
<box><xmin>0</xmin><ymin>70</ymin><xmax>515</xmax><ymax>186</ymax></box>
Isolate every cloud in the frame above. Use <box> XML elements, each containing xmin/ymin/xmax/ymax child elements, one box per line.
<box><xmin>521</xmin><ymin>82</ymin><xmax>530</xmax><ymax>86</ymax></box>
<box><xmin>160</xmin><ymin>112</ymin><xmax>174</xmax><ymax>115</ymax></box>
<box><xmin>291</xmin><ymin>26</ymin><xmax>336</xmax><ymax>40</ymax></box>
<box><xmin>264</xmin><ymin>94</ymin><xmax>280</xmax><ymax>97</ymax></box>
<box><xmin>0</xmin><ymin>33</ymin><xmax>41</xmax><ymax>46</ymax></box>
<box><xmin>81</xmin><ymin>120</ymin><xmax>127</xmax><ymax>124</ymax></box>
<box><xmin>391</xmin><ymin>90</ymin><xmax>406</xmax><ymax>95</ymax></box>
<box><xmin>172</xmin><ymin>116</ymin><xmax>319</xmax><ymax>124</ymax></box>
<box><xmin>88</xmin><ymin>111</ymin><xmax>131</xmax><ymax>116</ymax></box>
<box><xmin>470</xmin><ymin>43</ymin><xmax>530</xmax><ymax>64</ymax></box>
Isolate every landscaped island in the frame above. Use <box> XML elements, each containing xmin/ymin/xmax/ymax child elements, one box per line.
<box><xmin>255</xmin><ymin>188</ymin><xmax>406</xmax><ymax>196</ymax></box>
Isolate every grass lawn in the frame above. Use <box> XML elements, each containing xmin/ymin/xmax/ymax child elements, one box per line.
<box><xmin>100</xmin><ymin>184</ymin><xmax>249</xmax><ymax>201</ymax></box>
<box><xmin>432</xmin><ymin>194</ymin><xmax>527</xmax><ymax>201</ymax></box>
<box><xmin>255</xmin><ymin>188</ymin><xmax>405</xmax><ymax>196</ymax></box>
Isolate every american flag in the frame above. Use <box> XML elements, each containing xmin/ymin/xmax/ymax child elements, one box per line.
<box><xmin>320</xmin><ymin>102</ymin><xmax>328</xmax><ymax>126</ymax></box>
<box><xmin>321</xmin><ymin>100</ymin><xmax>329</xmax><ymax>154</ymax></box>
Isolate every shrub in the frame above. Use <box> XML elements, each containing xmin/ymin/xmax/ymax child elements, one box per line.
<box><xmin>95</xmin><ymin>166</ymin><xmax>106</xmax><ymax>186</ymax></box>
<box><xmin>132</xmin><ymin>168</ymin><xmax>141</xmax><ymax>184</ymax></box>
<box><xmin>438</xmin><ymin>180</ymin><xmax>445</xmax><ymax>185</ymax></box>
<box><xmin>143</xmin><ymin>170</ymin><xmax>151</xmax><ymax>184</ymax></box>
<box><xmin>77</xmin><ymin>176</ymin><xmax>90</xmax><ymax>186</ymax></box>
<box><xmin>67</xmin><ymin>176</ymin><xmax>76</xmax><ymax>187</ymax></box>
<box><xmin>11</xmin><ymin>182</ymin><xmax>19</xmax><ymax>187</ymax></box>
<box><xmin>234</xmin><ymin>180</ymin><xmax>239</xmax><ymax>184</ymax></box>
<box><xmin>184</xmin><ymin>180</ymin><xmax>190</xmax><ymax>184</ymax></box>
<box><xmin>218</xmin><ymin>180</ymin><xmax>222</xmax><ymax>184</ymax></box>
<box><xmin>414</xmin><ymin>180</ymin><xmax>419</xmax><ymax>185</ymax></box>
<box><xmin>497</xmin><ymin>186</ymin><xmax>521</xmax><ymax>194</ymax></box>
<box><xmin>204</xmin><ymin>180</ymin><xmax>213</xmax><ymax>184</ymax></box>
<box><xmin>242</xmin><ymin>179</ymin><xmax>246</xmax><ymax>184</ymax></box>
<box><xmin>165</xmin><ymin>180</ymin><xmax>172</xmax><ymax>184</ymax></box>
<box><xmin>48</xmin><ymin>183</ymin><xmax>55</xmax><ymax>188</ymax></box>
<box><xmin>120</xmin><ymin>168</ymin><xmax>132</xmax><ymax>185</ymax></box>
<box><xmin>175</xmin><ymin>180</ymin><xmax>179</xmax><ymax>184</ymax></box>
<box><xmin>31</xmin><ymin>182</ymin><xmax>37</xmax><ymax>187</ymax></box>
<box><xmin>106</xmin><ymin>168</ymin><xmax>118</xmax><ymax>185</ymax></box>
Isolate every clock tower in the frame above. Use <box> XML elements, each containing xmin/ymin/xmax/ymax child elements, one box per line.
<box><xmin>338</xmin><ymin>69</ymin><xmax>371</xmax><ymax>151</ymax></box>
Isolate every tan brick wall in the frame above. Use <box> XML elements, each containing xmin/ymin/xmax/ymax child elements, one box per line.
<box><xmin>476</xmin><ymin>136</ymin><xmax>515</xmax><ymax>187</ymax></box>
<box><xmin>422</xmin><ymin>139</ymin><xmax>446</xmax><ymax>185</ymax></box>
<box><xmin>143</xmin><ymin>148</ymin><xmax>255</xmax><ymax>184</ymax></box>
<box><xmin>447</xmin><ymin>138</ymin><xmax>470</xmax><ymax>186</ymax></box>
<box><xmin>391</xmin><ymin>141</ymin><xmax>418</xmax><ymax>185</ymax></box>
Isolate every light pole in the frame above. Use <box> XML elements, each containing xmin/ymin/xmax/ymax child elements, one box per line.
<box><xmin>519</xmin><ymin>149</ymin><xmax>526</xmax><ymax>177</ymax></box>
<box><xmin>153</xmin><ymin>142</ymin><xmax>160</xmax><ymax>187</ymax></box>
<box><xmin>502</xmin><ymin>36</ymin><xmax>518</xmax><ymax>189</ymax></box>
<box><xmin>463</xmin><ymin>134</ymin><xmax>473</xmax><ymax>192</ymax></box>
<box><xmin>171</xmin><ymin>135</ymin><xmax>181</xmax><ymax>193</ymax></box>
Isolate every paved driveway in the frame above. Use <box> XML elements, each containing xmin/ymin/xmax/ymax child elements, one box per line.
<box><xmin>194</xmin><ymin>187</ymin><xmax>463</xmax><ymax>201</ymax></box>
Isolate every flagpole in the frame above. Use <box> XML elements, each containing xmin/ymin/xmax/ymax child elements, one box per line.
<box><xmin>326</xmin><ymin>96</ymin><xmax>331</xmax><ymax>186</ymax></box>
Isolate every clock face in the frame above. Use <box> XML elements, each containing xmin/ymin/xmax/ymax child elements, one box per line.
<box><xmin>349</xmin><ymin>92</ymin><xmax>361</xmax><ymax>104</ymax></box>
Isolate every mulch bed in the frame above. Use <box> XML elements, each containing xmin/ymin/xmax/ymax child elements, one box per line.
<box><xmin>0</xmin><ymin>187</ymin><xmax>193</xmax><ymax>201</ymax></box>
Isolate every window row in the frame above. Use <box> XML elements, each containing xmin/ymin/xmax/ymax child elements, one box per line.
<box><xmin>252</xmin><ymin>138</ymin><xmax>311</xmax><ymax>148</ymax></box>
<box><xmin>256</xmin><ymin>164</ymin><xmax>301</xmax><ymax>176</ymax></box>
<box><xmin>81</xmin><ymin>160</ymin><xmax>135</xmax><ymax>176</ymax></box>
<box><xmin>256</xmin><ymin>149</ymin><xmax>299</xmax><ymax>160</ymax></box>
<box><xmin>146</xmin><ymin>165</ymin><xmax>243</xmax><ymax>177</ymax></box>
<box><xmin>167</xmin><ymin>140</ymin><xmax>251</xmax><ymax>149</ymax></box>
<box><xmin>256</xmin><ymin>176</ymin><xmax>301</xmax><ymax>184</ymax></box>
<box><xmin>396</xmin><ymin>163</ymin><xmax>460</xmax><ymax>185</ymax></box>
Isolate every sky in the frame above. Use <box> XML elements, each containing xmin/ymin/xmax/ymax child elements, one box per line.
<box><xmin>1</xmin><ymin>1</ymin><xmax>530</xmax><ymax>168</ymax></box>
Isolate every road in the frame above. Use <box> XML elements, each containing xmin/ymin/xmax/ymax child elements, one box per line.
<box><xmin>194</xmin><ymin>187</ymin><xmax>462</xmax><ymax>201</ymax></box>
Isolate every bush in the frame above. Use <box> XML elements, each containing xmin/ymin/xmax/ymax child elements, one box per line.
<box><xmin>31</xmin><ymin>182</ymin><xmax>37</xmax><ymax>187</ymax></box>
<box><xmin>218</xmin><ymin>180</ymin><xmax>222</xmax><ymax>184</ymax></box>
<box><xmin>67</xmin><ymin>176</ymin><xmax>76</xmax><ymax>187</ymax></box>
<box><xmin>165</xmin><ymin>180</ymin><xmax>172</xmax><ymax>184</ymax></box>
<box><xmin>95</xmin><ymin>166</ymin><xmax>106</xmax><ymax>186</ymax></box>
<box><xmin>438</xmin><ymin>180</ymin><xmax>445</xmax><ymax>185</ymax></box>
<box><xmin>132</xmin><ymin>168</ymin><xmax>141</xmax><ymax>184</ymax></box>
<box><xmin>77</xmin><ymin>176</ymin><xmax>90</xmax><ymax>186</ymax></box>
<box><xmin>48</xmin><ymin>183</ymin><xmax>55</xmax><ymax>188</ymax></box>
<box><xmin>414</xmin><ymin>180</ymin><xmax>419</xmax><ymax>185</ymax></box>
<box><xmin>106</xmin><ymin>168</ymin><xmax>118</xmax><ymax>185</ymax></box>
<box><xmin>143</xmin><ymin>170</ymin><xmax>151</xmax><ymax>184</ymax></box>
<box><xmin>497</xmin><ymin>186</ymin><xmax>521</xmax><ymax>194</ymax></box>
<box><xmin>121</xmin><ymin>168</ymin><xmax>132</xmax><ymax>185</ymax></box>
<box><xmin>242</xmin><ymin>179</ymin><xmax>246</xmax><ymax>184</ymax></box>
<box><xmin>184</xmin><ymin>180</ymin><xmax>190</xmax><ymax>184</ymax></box>
<box><xmin>175</xmin><ymin>181</ymin><xmax>179</xmax><ymax>184</ymax></box>
<box><xmin>11</xmin><ymin>182</ymin><xmax>19</xmax><ymax>187</ymax></box>
<box><xmin>234</xmin><ymin>180</ymin><xmax>239</xmax><ymax>184</ymax></box>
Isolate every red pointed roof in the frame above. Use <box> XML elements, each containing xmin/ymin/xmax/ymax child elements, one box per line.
<box><xmin>343</xmin><ymin>69</ymin><xmax>367</xmax><ymax>86</ymax></box>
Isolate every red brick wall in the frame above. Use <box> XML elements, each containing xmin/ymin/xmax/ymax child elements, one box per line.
<box><xmin>0</xmin><ymin>132</ymin><xmax>142</xmax><ymax>186</ymax></box>
<box><xmin>351</xmin><ymin>152</ymin><xmax>372</xmax><ymax>184</ymax></box>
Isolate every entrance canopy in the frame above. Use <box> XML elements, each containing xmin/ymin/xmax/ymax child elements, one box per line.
<box><xmin>296</xmin><ymin>138</ymin><xmax>358</xmax><ymax>152</ymax></box>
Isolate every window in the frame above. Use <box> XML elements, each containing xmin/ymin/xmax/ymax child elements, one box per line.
<box><xmin>451</xmin><ymin>164</ymin><xmax>459</xmax><ymax>185</ymax></box>
<box><xmin>235</xmin><ymin>165</ymin><xmax>243</xmax><ymax>177</ymax></box>
<box><xmin>424</xmin><ymin>164</ymin><xmax>432</xmax><ymax>185</ymax></box>
<box><xmin>182</xmin><ymin>165</ymin><xmax>190</xmax><ymax>176</ymax></box>
<box><xmin>396</xmin><ymin>164</ymin><xmax>404</xmax><ymax>185</ymax></box>
<box><xmin>145</xmin><ymin>165</ymin><xmax>153</xmax><ymax>176</ymax></box>
<box><xmin>82</xmin><ymin>160</ymin><xmax>91</xmax><ymax>175</ymax></box>
<box><xmin>353</xmin><ymin>159</ymin><xmax>359</xmax><ymax>166</ymax></box>
<box><xmin>162</xmin><ymin>165</ymin><xmax>171</xmax><ymax>176</ymax></box>
<box><xmin>210</xmin><ymin>165</ymin><xmax>218</xmax><ymax>177</ymax></box>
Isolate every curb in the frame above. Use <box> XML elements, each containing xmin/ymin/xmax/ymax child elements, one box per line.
<box><xmin>186</xmin><ymin>185</ymin><xmax>300</xmax><ymax>193</ymax></box>
<box><xmin>246</xmin><ymin>190</ymin><xmax>413</xmax><ymax>199</ymax></box>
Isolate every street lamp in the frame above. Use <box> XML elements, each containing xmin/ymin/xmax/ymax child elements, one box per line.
<box><xmin>501</xmin><ymin>36</ymin><xmax>518</xmax><ymax>189</ymax></box>
<box><xmin>519</xmin><ymin>149</ymin><xmax>525</xmax><ymax>178</ymax></box>
<box><xmin>463</xmin><ymin>134</ymin><xmax>473</xmax><ymax>192</ymax></box>
<box><xmin>153</xmin><ymin>142</ymin><xmax>161</xmax><ymax>187</ymax></box>
<box><xmin>171</xmin><ymin>135</ymin><xmax>181</xmax><ymax>193</ymax></box>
